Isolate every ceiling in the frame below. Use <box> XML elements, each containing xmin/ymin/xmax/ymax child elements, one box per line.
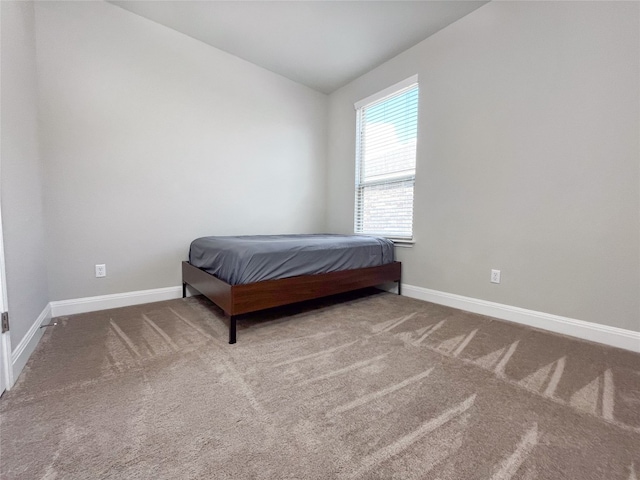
<box><xmin>109</xmin><ymin>1</ymin><xmax>488</xmax><ymax>94</ymax></box>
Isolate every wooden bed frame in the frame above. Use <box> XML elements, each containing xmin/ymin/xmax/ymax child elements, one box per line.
<box><xmin>182</xmin><ymin>261</ymin><xmax>402</xmax><ymax>344</ymax></box>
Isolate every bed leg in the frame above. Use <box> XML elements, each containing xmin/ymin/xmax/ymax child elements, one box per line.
<box><xmin>229</xmin><ymin>316</ymin><xmax>237</xmax><ymax>344</ymax></box>
<box><xmin>182</xmin><ymin>282</ymin><xmax>187</xmax><ymax>298</ymax></box>
<box><xmin>397</xmin><ymin>280</ymin><xmax>402</xmax><ymax>296</ymax></box>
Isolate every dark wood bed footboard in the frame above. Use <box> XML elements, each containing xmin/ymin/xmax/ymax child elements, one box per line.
<box><xmin>182</xmin><ymin>261</ymin><xmax>401</xmax><ymax>344</ymax></box>
<box><xmin>182</xmin><ymin>261</ymin><xmax>233</xmax><ymax>313</ymax></box>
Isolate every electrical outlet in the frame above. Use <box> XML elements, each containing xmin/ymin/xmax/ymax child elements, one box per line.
<box><xmin>491</xmin><ymin>269</ymin><xmax>501</xmax><ymax>284</ymax></box>
<box><xmin>95</xmin><ymin>264</ymin><xmax>106</xmax><ymax>278</ymax></box>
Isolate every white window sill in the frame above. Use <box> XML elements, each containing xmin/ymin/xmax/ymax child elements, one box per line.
<box><xmin>390</xmin><ymin>239</ymin><xmax>415</xmax><ymax>248</ymax></box>
<box><xmin>355</xmin><ymin>233</ymin><xmax>415</xmax><ymax>247</ymax></box>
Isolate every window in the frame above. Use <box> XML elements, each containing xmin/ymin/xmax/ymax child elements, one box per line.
<box><xmin>354</xmin><ymin>76</ymin><xmax>419</xmax><ymax>241</ymax></box>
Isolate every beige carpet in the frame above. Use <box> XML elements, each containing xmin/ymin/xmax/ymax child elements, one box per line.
<box><xmin>1</xmin><ymin>290</ymin><xmax>638</xmax><ymax>479</ymax></box>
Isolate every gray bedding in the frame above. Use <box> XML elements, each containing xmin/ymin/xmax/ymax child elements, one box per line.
<box><xmin>188</xmin><ymin>234</ymin><xmax>395</xmax><ymax>285</ymax></box>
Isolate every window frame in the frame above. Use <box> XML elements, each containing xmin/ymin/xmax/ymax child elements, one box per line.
<box><xmin>354</xmin><ymin>75</ymin><xmax>419</xmax><ymax>244</ymax></box>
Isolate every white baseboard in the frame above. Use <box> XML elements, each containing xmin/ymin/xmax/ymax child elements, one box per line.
<box><xmin>9</xmin><ymin>283</ymin><xmax>638</xmax><ymax>388</ymax></box>
<box><xmin>50</xmin><ymin>286</ymin><xmax>183</xmax><ymax>317</ymax></box>
<box><xmin>11</xmin><ymin>303</ymin><xmax>51</xmax><ymax>385</ymax></box>
<box><xmin>401</xmin><ymin>284</ymin><xmax>640</xmax><ymax>353</ymax></box>
<box><xmin>7</xmin><ymin>287</ymin><xmax>184</xmax><ymax>389</ymax></box>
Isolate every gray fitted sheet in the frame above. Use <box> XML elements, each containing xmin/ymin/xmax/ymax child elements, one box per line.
<box><xmin>188</xmin><ymin>234</ymin><xmax>395</xmax><ymax>285</ymax></box>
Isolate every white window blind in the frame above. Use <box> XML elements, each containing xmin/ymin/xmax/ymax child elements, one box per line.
<box><xmin>354</xmin><ymin>77</ymin><xmax>419</xmax><ymax>240</ymax></box>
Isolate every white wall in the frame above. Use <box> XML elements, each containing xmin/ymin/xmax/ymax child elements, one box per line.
<box><xmin>327</xmin><ymin>1</ymin><xmax>640</xmax><ymax>332</ymax></box>
<box><xmin>35</xmin><ymin>1</ymin><xmax>328</xmax><ymax>301</ymax></box>
<box><xmin>8</xmin><ymin>0</ymin><xmax>639</xmax><ymax>338</ymax></box>
<box><xmin>1</xmin><ymin>1</ymin><xmax>50</xmax><ymax>347</ymax></box>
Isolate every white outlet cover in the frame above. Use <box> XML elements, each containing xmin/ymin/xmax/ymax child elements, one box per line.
<box><xmin>95</xmin><ymin>264</ymin><xmax>106</xmax><ymax>278</ymax></box>
<box><xmin>491</xmin><ymin>269</ymin><xmax>501</xmax><ymax>284</ymax></box>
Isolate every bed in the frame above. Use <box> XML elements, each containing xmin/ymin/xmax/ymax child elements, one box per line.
<box><xmin>182</xmin><ymin>234</ymin><xmax>402</xmax><ymax>344</ymax></box>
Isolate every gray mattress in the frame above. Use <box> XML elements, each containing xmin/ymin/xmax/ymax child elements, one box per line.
<box><xmin>188</xmin><ymin>234</ymin><xmax>395</xmax><ymax>285</ymax></box>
